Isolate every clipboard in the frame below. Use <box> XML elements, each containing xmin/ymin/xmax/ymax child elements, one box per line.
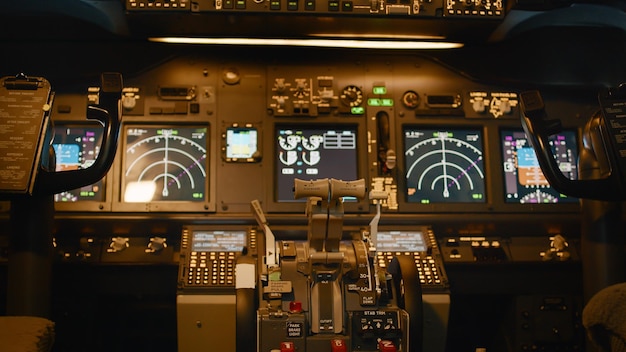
<box><xmin>0</xmin><ymin>74</ymin><xmax>54</xmax><ymax>195</ymax></box>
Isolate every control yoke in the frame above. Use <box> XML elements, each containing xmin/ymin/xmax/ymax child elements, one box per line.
<box><xmin>36</xmin><ymin>73</ymin><xmax>123</xmax><ymax>195</ymax></box>
<box><xmin>1</xmin><ymin>73</ymin><xmax>122</xmax><ymax>319</ymax></box>
<box><xmin>520</xmin><ymin>87</ymin><xmax>626</xmax><ymax>201</ymax></box>
<box><xmin>0</xmin><ymin>72</ymin><xmax>123</xmax><ymax>197</ymax></box>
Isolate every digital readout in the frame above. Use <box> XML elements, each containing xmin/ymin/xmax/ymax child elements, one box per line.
<box><xmin>376</xmin><ymin>231</ymin><xmax>427</xmax><ymax>252</ymax></box>
<box><xmin>191</xmin><ymin>230</ymin><xmax>246</xmax><ymax>252</ymax></box>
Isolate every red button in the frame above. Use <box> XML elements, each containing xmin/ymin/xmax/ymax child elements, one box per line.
<box><xmin>280</xmin><ymin>341</ymin><xmax>295</xmax><ymax>352</ymax></box>
<box><xmin>378</xmin><ymin>340</ymin><xmax>397</xmax><ymax>352</ymax></box>
<box><xmin>331</xmin><ymin>339</ymin><xmax>347</xmax><ymax>352</ymax></box>
<box><xmin>289</xmin><ymin>300</ymin><xmax>302</xmax><ymax>313</ymax></box>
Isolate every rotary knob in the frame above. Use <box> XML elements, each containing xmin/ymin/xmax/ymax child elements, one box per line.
<box><xmin>472</xmin><ymin>99</ymin><xmax>486</xmax><ymax>113</ymax></box>
<box><xmin>122</xmin><ymin>95</ymin><xmax>137</xmax><ymax>110</ymax></box>
<box><xmin>274</xmin><ymin>78</ymin><xmax>287</xmax><ymax>94</ymax></box>
<box><xmin>401</xmin><ymin>90</ymin><xmax>420</xmax><ymax>109</ymax></box>
<box><xmin>146</xmin><ymin>237</ymin><xmax>167</xmax><ymax>253</ymax></box>
<box><xmin>108</xmin><ymin>237</ymin><xmax>129</xmax><ymax>252</ymax></box>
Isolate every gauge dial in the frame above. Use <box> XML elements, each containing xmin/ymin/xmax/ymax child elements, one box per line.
<box><xmin>124</xmin><ymin>126</ymin><xmax>207</xmax><ymax>202</ymax></box>
<box><xmin>520</xmin><ymin>190</ymin><xmax>558</xmax><ymax>204</ymax></box>
<box><xmin>278</xmin><ymin>134</ymin><xmax>301</xmax><ymax>150</ymax></box>
<box><xmin>302</xmin><ymin>135</ymin><xmax>324</xmax><ymax>151</ymax></box>
<box><xmin>404</xmin><ymin>129</ymin><xmax>485</xmax><ymax>203</ymax></box>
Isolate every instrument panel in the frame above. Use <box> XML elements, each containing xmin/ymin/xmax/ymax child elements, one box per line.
<box><xmin>40</xmin><ymin>52</ymin><xmax>585</xmax><ymax>219</ymax></box>
<box><xmin>0</xmin><ymin>47</ymin><xmax>593</xmax><ymax>352</ymax></box>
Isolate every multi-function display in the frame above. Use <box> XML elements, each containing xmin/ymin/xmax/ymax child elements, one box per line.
<box><xmin>123</xmin><ymin>126</ymin><xmax>208</xmax><ymax>203</ymax></box>
<box><xmin>501</xmin><ymin>129</ymin><xmax>578</xmax><ymax>203</ymax></box>
<box><xmin>52</xmin><ymin>125</ymin><xmax>104</xmax><ymax>202</ymax></box>
<box><xmin>275</xmin><ymin>126</ymin><xmax>358</xmax><ymax>201</ymax></box>
<box><xmin>403</xmin><ymin>128</ymin><xmax>486</xmax><ymax>203</ymax></box>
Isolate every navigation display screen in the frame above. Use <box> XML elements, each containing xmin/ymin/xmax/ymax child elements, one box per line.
<box><xmin>191</xmin><ymin>230</ymin><xmax>246</xmax><ymax>252</ymax></box>
<box><xmin>501</xmin><ymin>129</ymin><xmax>578</xmax><ymax>203</ymax></box>
<box><xmin>52</xmin><ymin>125</ymin><xmax>104</xmax><ymax>202</ymax></box>
<box><xmin>123</xmin><ymin>126</ymin><xmax>208</xmax><ymax>203</ymax></box>
<box><xmin>403</xmin><ymin>128</ymin><xmax>486</xmax><ymax>203</ymax></box>
<box><xmin>276</xmin><ymin>126</ymin><xmax>358</xmax><ymax>201</ymax></box>
<box><xmin>377</xmin><ymin>231</ymin><xmax>427</xmax><ymax>252</ymax></box>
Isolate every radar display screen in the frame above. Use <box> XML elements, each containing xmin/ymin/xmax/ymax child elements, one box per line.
<box><xmin>276</xmin><ymin>126</ymin><xmax>358</xmax><ymax>202</ymax></box>
<box><xmin>404</xmin><ymin>128</ymin><xmax>486</xmax><ymax>203</ymax></box>
<box><xmin>123</xmin><ymin>126</ymin><xmax>208</xmax><ymax>203</ymax></box>
<box><xmin>191</xmin><ymin>230</ymin><xmax>246</xmax><ymax>252</ymax></box>
<box><xmin>52</xmin><ymin>125</ymin><xmax>104</xmax><ymax>202</ymax></box>
<box><xmin>377</xmin><ymin>230</ymin><xmax>427</xmax><ymax>252</ymax></box>
<box><xmin>501</xmin><ymin>129</ymin><xmax>578</xmax><ymax>203</ymax></box>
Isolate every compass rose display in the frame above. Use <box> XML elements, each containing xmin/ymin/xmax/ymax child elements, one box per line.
<box><xmin>123</xmin><ymin>126</ymin><xmax>208</xmax><ymax>202</ymax></box>
<box><xmin>404</xmin><ymin>128</ymin><xmax>486</xmax><ymax>203</ymax></box>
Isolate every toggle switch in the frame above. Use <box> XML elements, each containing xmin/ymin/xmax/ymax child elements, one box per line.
<box><xmin>331</xmin><ymin>339</ymin><xmax>347</xmax><ymax>352</ymax></box>
<box><xmin>280</xmin><ymin>341</ymin><xmax>295</xmax><ymax>352</ymax></box>
<box><xmin>378</xmin><ymin>340</ymin><xmax>397</xmax><ymax>352</ymax></box>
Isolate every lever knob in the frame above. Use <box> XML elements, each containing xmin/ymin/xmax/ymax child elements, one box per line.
<box><xmin>109</xmin><ymin>237</ymin><xmax>129</xmax><ymax>252</ymax></box>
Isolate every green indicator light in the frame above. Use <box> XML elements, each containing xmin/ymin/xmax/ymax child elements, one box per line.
<box><xmin>368</xmin><ymin>98</ymin><xmax>382</xmax><ymax>106</ymax></box>
<box><xmin>421</xmin><ymin>199</ymin><xmax>430</xmax><ymax>204</ymax></box>
<box><xmin>351</xmin><ymin>106</ymin><xmax>365</xmax><ymax>115</ymax></box>
<box><xmin>373</xmin><ymin>86</ymin><xmax>387</xmax><ymax>95</ymax></box>
<box><xmin>193</xmin><ymin>193</ymin><xmax>204</xmax><ymax>199</ymax></box>
<box><xmin>381</xmin><ymin>99</ymin><xmax>394</xmax><ymax>106</ymax></box>
<box><xmin>472</xmin><ymin>194</ymin><xmax>483</xmax><ymax>199</ymax></box>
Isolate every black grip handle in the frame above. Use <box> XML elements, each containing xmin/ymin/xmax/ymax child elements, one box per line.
<box><xmin>520</xmin><ymin>90</ymin><xmax>620</xmax><ymax>200</ymax></box>
<box><xmin>235</xmin><ymin>253</ymin><xmax>257</xmax><ymax>352</ymax></box>
<box><xmin>388</xmin><ymin>255</ymin><xmax>423</xmax><ymax>352</ymax></box>
<box><xmin>34</xmin><ymin>72</ymin><xmax>122</xmax><ymax>195</ymax></box>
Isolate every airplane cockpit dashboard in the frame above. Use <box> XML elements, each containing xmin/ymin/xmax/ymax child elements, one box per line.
<box><xmin>1</xmin><ymin>1</ymin><xmax>625</xmax><ymax>351</ymax></box>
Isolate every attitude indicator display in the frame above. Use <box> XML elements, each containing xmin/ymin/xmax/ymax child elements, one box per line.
<box><xmin>501</xmin><ymin>129</ymin><xmax>578</xmax><ymax>203</ymax></box>
<box><xmin>52</xmin><ymin>125</ymin><xmax>104</xmax><ymax>202</ymax></box>
<box><xmin>123</xmin><ymin>126</ymin><xmax>208</xmax><ymax>203</ymax></box>
<box><xmin>404</xmin><ymin>128</ymin><xmax>485</xmax><ymax>203</ymax></box>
